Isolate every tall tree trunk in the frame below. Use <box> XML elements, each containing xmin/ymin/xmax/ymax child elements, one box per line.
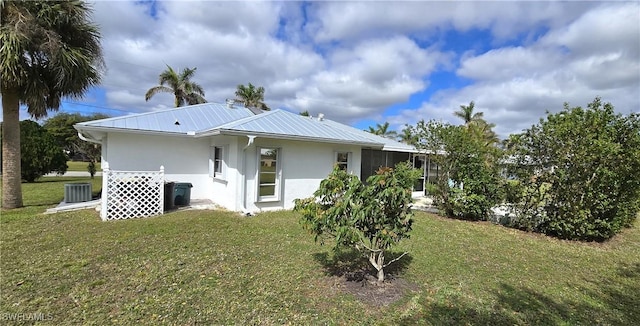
<box><xmin>2</xmin><ymin>87</ymin><xmax>24</xmax><ymax>208</ymax></box>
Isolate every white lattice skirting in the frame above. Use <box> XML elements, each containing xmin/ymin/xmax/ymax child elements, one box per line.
<box><xmin>102</xmin><ymin>167</ymin><xmax>164</xmax><ymax>221</ymax></box>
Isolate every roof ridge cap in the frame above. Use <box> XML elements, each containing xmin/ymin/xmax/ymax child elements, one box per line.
<box><xmin>207</xmin><ymin>109</ymin><xmax>280</xmax><ymax>131</ymax></box>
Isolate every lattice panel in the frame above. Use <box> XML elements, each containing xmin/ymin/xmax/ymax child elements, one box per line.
<box><xmin>105</xmin><ymin>169</ymin><xmax>164</xmax><ymax>220</ymax></box>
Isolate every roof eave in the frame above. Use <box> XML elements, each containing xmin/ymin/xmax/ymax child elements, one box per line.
<box><xmin>216</xmin><ymin>129</ymin><xmax>383</xmax><ymax>147</ymax></box>
<box><xmin>74</xmin><ymin>125</ymin><xmax>195</xmax><ymax>138</ymax></box>
<box><xmin>381</xmin><ymin>145</ymin><xmax>419</xmax><ymax>153</ymax></box>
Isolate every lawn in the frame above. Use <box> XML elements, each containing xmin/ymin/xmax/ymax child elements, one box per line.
<box><xmin>66</xmin><ymin>161</ymin><xmax>102</xmax><ymax>172</ymax></box>
<box><xmin>1</xmin><ymin>178</ymin><xmax>639</xmax><ymax>324</ymax></box>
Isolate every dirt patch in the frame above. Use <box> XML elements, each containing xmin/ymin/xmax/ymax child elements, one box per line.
<box><xmin>332</xmin><ymin>273</ymin><xmax>419</xmax><ymax>307</ymax></box>
<box><xmin>314</xmin><ymin>250</ymin><xmax>418</xmax><ymax>306</ymax></box>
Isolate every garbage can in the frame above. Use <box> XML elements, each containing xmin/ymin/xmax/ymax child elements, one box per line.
<box><xmin>164</xmin><ymin>182</ymin><xmax>176</xmax><ymax>211</ymax></box>
<box><xmin>174</xmin><ymin>183</ymin><xmax>193</xmax><ymax>206</ymax></box>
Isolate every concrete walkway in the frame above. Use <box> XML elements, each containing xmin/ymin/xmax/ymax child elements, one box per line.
<box><xmin>411</xmin><ymin>196</ymin><xmax>440</xmax><ymax>213</ymax></box>
<box><xmin>45</xmin><ymin>199</ymin><xmax>101</xmax><ymax>214</ymax></box>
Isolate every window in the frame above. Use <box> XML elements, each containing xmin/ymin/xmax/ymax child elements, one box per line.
<box><xmin>209</xmin><ymin>146</ymin><xmax>224</xmax><ymax>179</ymax></box>
<box><xmin>257</xmin><ymin>147</ymin><xmax>280</xmax><ymax>201</ymax></box>
<box><xmin>214</xmin><ymin>147</ymin><xmax>223</xmax><ymax>176</ymax></box>
<box><xmin>335</xmin><ymin>152</ymin><xmax>350</xmax><ymax>171</ymax></box>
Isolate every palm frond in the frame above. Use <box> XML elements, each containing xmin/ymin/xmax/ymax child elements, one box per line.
<box><xmin>145</xmin><ymin>86</ymin><xmax>173</xmax><ymax>101</ymax></box>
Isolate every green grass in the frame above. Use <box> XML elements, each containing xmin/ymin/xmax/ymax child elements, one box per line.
<box><xmin>1</xmin><ymin>178</ymin><xmax>639</xmax><ymax>324</ymax></box>
<box><xmin>66</xmin><ymin>161</ymin><xmax>102</xmax><ymax>172</ymax></box>
<box><xmin>0</xmin><ymin>176</ymin><xmax>102</xmax><ymax>208</ymax></box>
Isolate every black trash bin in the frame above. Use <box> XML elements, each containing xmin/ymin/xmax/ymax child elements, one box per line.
<box><xmin>164</xmin><ymin>182</ymin><xmax>175</xmax><ymax>211</ymax></box>
<box><xmin>174</xmin><ymin>183</ymin><xmax>193</xmax><ymax>206</ymax></box>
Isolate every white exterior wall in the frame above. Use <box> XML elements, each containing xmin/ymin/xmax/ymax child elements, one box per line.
<box><xmin>208</xmin><ymin>136</ymin><xmax>240</xmax><ymax>211</ymax></box>
<box><xmin>102</xmin><ymin>132</ymin><xmax>365</xmax><ymax>213</ymax></box>
<box><xmin>243</xmin><ymin>138</ymin><xmax>362</xmax><ymax>212</ymax></box>
<box><xmin>103</xmin><ymin>133</ymin><xmax>214</xmax><ymax>203</ymax></box>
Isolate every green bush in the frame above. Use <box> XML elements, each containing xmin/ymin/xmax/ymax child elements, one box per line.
<box><xmin>503</xmin><ymin>179</ymin><xmax>521</xmax><ymax>204</ymax></box>
<box><xmin>416</xmin><ymin>120</ymin><xmax>503</xmax><ymax>221</ymax></box>
<box><xmin>425</xmin><ymin>182</ymin><xmax>439</xmax><ymax>196</ymax></box>
<box><xmin>20</xmin><ymin>120</ymin><xmax>68</xmax><ymax>182</ymax></box>
<box><xmin>508</xmin><ymin>98</ymin><xmax>640</xmax><ymax>241</ymax></box>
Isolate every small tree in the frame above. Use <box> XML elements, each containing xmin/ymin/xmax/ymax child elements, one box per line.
<box><xmin>415</xmin><ymin>119</ymin><xmax>503</xmax><ymax>220</ymax></box>
<box><xmin>43</xmin><ymin>112</ymin><xmax>108</xmax><ymax>158</ymax></box>
<box><xmin>20</xmin><ymin>120</ymin><xmax>67</xmax><ymax>182</ymax></box>
<box><xmin>294</xmin><ymin>162</ymin><xmax>419</xmax><ymax>283</ymax></box>
<box><xmin>507</xmin><ymin>98</ymin><xmax>640</xmax><ymax>241</ymax></box>
<box><xmin>43</xmin><ymin>112</ymin><xmax>108</xmax><ymax>178</ymax></box>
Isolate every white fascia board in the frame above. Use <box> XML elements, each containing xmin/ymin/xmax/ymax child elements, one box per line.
<box><xmin>215</xmin><ymin>129</ymin><xmax>384</xmax><ymax>147</ymax></box>
<box><xmin>74</xmin><ymin>125</ymin><xmax>195</xmax><ymax>138</ymax></box>
<box><xmin>193</xmin><ymin>129</ymin><xmax>222</xmax><ymax>138</ymax></box>
<box><xmin>381</xmin><ymin>145</ymin><xmax>419</xmax><ymax>153</ymax></box>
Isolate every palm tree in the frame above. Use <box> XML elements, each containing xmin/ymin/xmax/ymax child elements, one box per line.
<box><xmin>472</xmin><ymin>120</ymin><xmax>500</xmax><ymax>146</ymax></box>
<box><xmin>398</xmin><ymin>125</ymin><xmax>419</xmax><ymax>146</ymax></box>
<box><xmin>1</xmin><ymin>0</ymin><xmax>103</xmax><ymax>209</ymax></box>
<box><xmin>235</xmin><ymin>83</ymin><xmax>270</xmax><ymax>110</ymax></box>
<box><xmin>454</xmin><ymin>101</ymin><xmax>484</xmax><ymax>125</ymax></box>
<box><xmin>367</xmin><ymin>122</ymin><xmax>398</xmax><ymax>139</ymax></box>
<box><xmin>145</xmin><ymin>65</ymin><xmax>206</xmax><ymax>107</ymax></box>
<box><xmin>454</xmin><ymin>101</ymin><xmax>499</xmax><ymax>146</ymax></box>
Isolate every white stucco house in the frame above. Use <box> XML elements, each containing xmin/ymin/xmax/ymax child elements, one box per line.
<box><xmin>75</xmin><ymin>101</ymin><xmax>419</xmax><ymax>218</ymax></box>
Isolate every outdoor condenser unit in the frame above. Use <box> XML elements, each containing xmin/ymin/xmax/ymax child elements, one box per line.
<box><xmin>64</xmin><ymin>183</ymin><xmax>92</xmax><ymax>203</ymax></box>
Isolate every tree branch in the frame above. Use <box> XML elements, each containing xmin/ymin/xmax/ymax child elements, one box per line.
<box><xmin>356</xmin><ymin>240</ymin><xmax>382</xmax><ymax>253</ymax></box>
<box><xmin>383</xmin><ymin>251</ymin><xmax>408</xmax><ymax>268</ymax></box>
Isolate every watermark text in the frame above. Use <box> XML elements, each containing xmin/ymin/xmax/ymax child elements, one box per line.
<box><xmin>1</xmin><ymin>312</ymin><xmax>53</xmax><ymax>322</ymax></box>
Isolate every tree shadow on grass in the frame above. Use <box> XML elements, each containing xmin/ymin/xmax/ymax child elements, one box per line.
<box><xmin>398</xmin><ymin>262</ymin><xmax>640</xmax><ymax>325</ymax></box>
<box><xmin>496</xmin><ymin>262</ymin><xmax>640</xmax><ymax>325</ymax></box>
<box><xmin>313</xmin><ymin>248</ymin><xmax>413</xmax><ymax>282</ymax></box>
<box><xmin>313</xmin><ymin>248</ymin><xmax>416</xmax><ymax>306</ymax></box>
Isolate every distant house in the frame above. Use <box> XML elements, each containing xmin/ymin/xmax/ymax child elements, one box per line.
<box><xmin>75</xmin><ymin>102</ymin><xmax>421</xmax><ymax>216</ymax></box>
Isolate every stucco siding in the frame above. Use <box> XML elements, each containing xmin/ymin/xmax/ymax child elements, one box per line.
<box><xmin>103</xmin><ymin>133</ymin><xmax>213</xmax><ymax>201</ymax></box>
<box><xmin>101</xmin><ymin>132</ymin><xmax>366</xmax><ymax>213</ymax></box>
<box><xmin>245</xmin><ymin>138</ymin><xmax>362</xmax><ymax>212</ymax></box>
<box><xmin>209</xmin><ymin>135</ymin><xmax>240</xmax><ymax>211</ymax></box>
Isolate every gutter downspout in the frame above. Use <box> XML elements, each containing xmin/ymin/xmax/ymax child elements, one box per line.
<box><xmin>77</xmin><ymin>132</ymin><xmax>101</xmax><ymax>144</ymax></box>
<box><xmin>239</xmin><ymin>135</ymin><xmax>256</xmax><ymax>215</ymax></box>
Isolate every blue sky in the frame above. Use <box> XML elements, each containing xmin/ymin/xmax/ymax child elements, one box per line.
<box><xmin>9</xmin><ymin>1</ymin><xmax>640</xmax><ymax>138</ymax></box>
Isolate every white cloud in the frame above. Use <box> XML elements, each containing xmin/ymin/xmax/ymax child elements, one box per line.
<box><xmin>540</xmin><ymin>3</ymin><xmax>640</xmax><ymax>58</ymax></box>
<box><xmin>30</xmin><ymin>0</ymin><xmax>633</xmax><ymax>142</ymax></box>
<box><xmin>286</xmin><ymin>36</ymin><xmax>448</xmax><ymax>121</ymax></box>
<box><xmin>306</xmin><ymin>1</ymin><xmax>595</xmax><ymax>43</ymax></box>
<box><xmin>91</xmin><ymin>0</ymin><xmax>324</xmax><ymax>114</ymax></box>
<box><xmin>386</xmin><ymin>2</ymin><xmax>639</xmax><ymax>137</ymax></box>
<box><xmin>457</xmin><ymin>46</ymin><xmax>563</xmax><ymax>81</ymax></box>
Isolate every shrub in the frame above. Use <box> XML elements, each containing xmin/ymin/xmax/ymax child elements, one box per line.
<box><xmin>416</xmin><ymin>120</ymin><xmax>503</xmax><ymax>221</ymax></box>
<box><xmin>20</xmin><ymin>120</ymin><xmax>68</xmax><ymax>182</ymax></box>
<box><xmin>507</xmin><ymin>98</ymin><xmax>640</xmax><ymax>241</ymax></box>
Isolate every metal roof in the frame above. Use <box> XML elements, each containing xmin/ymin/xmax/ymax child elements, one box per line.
<box><xmin>75</xmin><ymin>101</ymin><xmax>416</xmax><ymax>152</ymax></box>
<box><xmin>75</xmin><ymin>102</ymin><xmax>256</xmax><ymax>134</ymax></box>
<box><xmin>320</xmin><ymin>119</ymin><xmax>417</xmax><ymax>152</ymax></box>
<box><xmin>214</xmin><ymin>110</ymin><xmax>381</xmax><ymax>146</ymax></box>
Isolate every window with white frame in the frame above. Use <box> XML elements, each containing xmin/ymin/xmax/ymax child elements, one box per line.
<box><xmin>335</xmin><ymin>151</ymin><xmax>351</xmax><ymax>171</ymax></box>
<box><xmin>209</xmin><ymin>146</ymin><xmax>224</xmax><ymax>179</ymax></box>
<box><xmin>257</xmin><ymin>147</ymin><xmax>280</xmax><ymax>201</ymax></box>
